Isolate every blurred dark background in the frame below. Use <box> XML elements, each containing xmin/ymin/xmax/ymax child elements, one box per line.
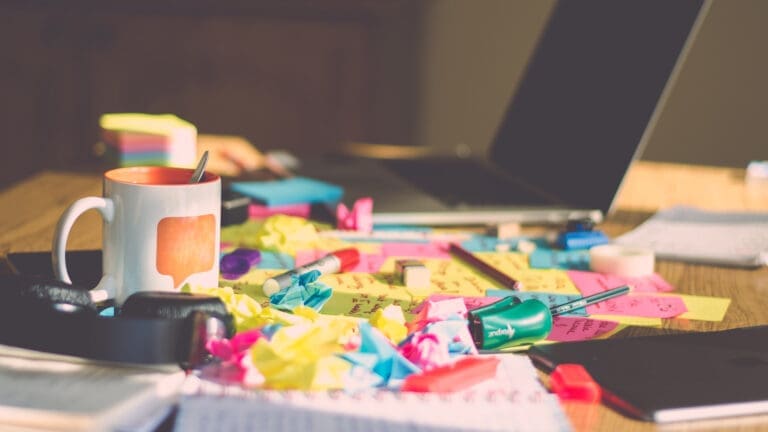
<box><xmin>1</xmin><ymin>0</ymin><xmax>766</xmax><ymax>188</ymax></box>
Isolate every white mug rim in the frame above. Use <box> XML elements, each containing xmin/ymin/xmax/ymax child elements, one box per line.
<box><xmin>104</xmin><ymin>166</ymin><xmax>220</xmax><ymax>187</ymax></box>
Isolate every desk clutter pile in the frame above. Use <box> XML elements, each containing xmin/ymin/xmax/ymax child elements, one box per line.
<box><xmin>172</xmin><ymin>179</ymin><xmax>732</xmax><ymax>430</ymax></box>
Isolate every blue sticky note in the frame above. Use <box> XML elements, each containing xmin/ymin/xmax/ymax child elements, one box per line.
<box><xmin>372</xmin><ymin>225</ymin><xmax>432</xmax><ymax>232</ymax></box>
<box><xmin>256</xmin><ymin>251</ymin><xmax>294</xmax><ymax>269</ymax></box>
<box><xmin>529</xmin><ymin>248</ymin><xmax>590</xmax><ymax>270</ymax></box>
<box><xmin>486</xmin><ymin>289</ymin><xmax>587</xmax><ymax>317</ymax></box>
<box><xmin>461</xmin><ymin>235</ymin><xmax>549</xmax><ymax>252</ymax></box>
<box><xmin>230</xmin><ymin>177</ymin><xmax>343</xmax><ymax>206</ymax></box>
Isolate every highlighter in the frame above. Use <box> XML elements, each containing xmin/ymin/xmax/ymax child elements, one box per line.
<box><xmin>262</xmin><ymin>248</ymin><xmax>360</xmax><ymax>296</ymax></box>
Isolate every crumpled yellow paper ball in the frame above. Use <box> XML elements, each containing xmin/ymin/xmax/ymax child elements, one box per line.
<box><xmin>250</xmin><ymin>320</ymin><xmax>355</xmax><ymax>390</ymax></box>
<box><xmin>254</xmin><ymin>215</ymin><xmax>320</xmax><ymax>255</ymax></box>
<box><xmin>369</xmin><ymin>304</ymin><xmax>407</xmax><ymax>344</ymax></box>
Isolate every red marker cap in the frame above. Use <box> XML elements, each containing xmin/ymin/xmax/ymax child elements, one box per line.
<box><xmin>549</xmin><ymin>363</ymin><xmax>602</xmax><ymax>403</ymax></box>
<box><xmin>331</xmin><ymin>248</ymin><xmax>360</xmax><ymax>272</ymax></box>
<box><xmin>401</xmin><ymin>356</ymin><xmax>500</xmax><ymax>393</ymax></box>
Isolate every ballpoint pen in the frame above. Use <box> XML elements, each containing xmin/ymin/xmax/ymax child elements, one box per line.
<box><xmin>448</xmin><ymin>242</ymin><xmax>522</xmax><ymax>291</ymax></box>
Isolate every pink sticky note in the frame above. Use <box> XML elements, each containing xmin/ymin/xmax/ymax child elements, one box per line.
<box><xmin>547</xmin><ymin>317</ymin><xmax>619</xmax><ymax>342</ymax></box>
<box><xmin>382</xmin><ymin>242</ymin><xmax>450</xmax><ymax>259</ymax></box>
<box><xmin>412</xmin><ymin>294</ymin><xmax>499</xmax><ymax>314</ymax></box>
<box><xmin>295</xmin><ymin>249</ymin><xmax>326</xmax><ymax>267</ymax></box>
<box><xmin>567</xmin><ymin>270</ymin><xmax>674</xmax><ymax>296</ymax></box>
<box><xmin>585</xmin><ymin>294</ymin><xmax>687</xmax><ymax>318</ymax></box>
<box><xmin>352</xmin><ymin>254</ymin><xmax>387</xmax><ymax>273</ymax></box>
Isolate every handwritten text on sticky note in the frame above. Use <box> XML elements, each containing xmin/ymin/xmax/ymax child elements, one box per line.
<box><xmin>547</xmin><ymin>317</ymin><xmax>621</xmax><ymax>342</ymax></box>
<box><xmin>586</xmin><ymin>294</ymin><xmax>687</xmax><ymax>318</ymax></box>
<box><xmin>567</xmin><ymin>270</ymin><xmax>674</xmax><ymax>296</ymax></box>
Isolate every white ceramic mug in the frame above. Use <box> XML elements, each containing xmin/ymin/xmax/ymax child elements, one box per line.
<box><xmin>53</xmin><ymin>166</ymin><xmax>221</xmax><ymax>305</ymax></box>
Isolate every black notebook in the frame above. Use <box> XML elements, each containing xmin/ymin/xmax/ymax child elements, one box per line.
<box><xmin>528</xmin><ymin>326</ymin><xmax>768</xmax><ymax>423</ymax></box>
<box><xmin>5</xmin><ymin>250</ymin><xmax>102</xmax><ymax>288</ymax></box>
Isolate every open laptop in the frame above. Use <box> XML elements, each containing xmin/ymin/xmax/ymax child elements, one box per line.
<box><xmin>528</xmin><ymin>326</ymin><xmax>768</xmax><ymax>423</ymax></box>
<box><xmin>299</xmin><ymin>0</ymin><xmax>708</xmax><ymax>226</ymax></box>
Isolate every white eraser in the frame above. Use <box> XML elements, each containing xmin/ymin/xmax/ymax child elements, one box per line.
<box><xmin>516</xmin><ymin>239</ymin><xmax>537</xmax><ymax>254</ymax></box>
<box><xmin>395</xmin><ymin>259</ymin><xmax>430</xmax><ymax>289</ymax></box>
<box><xmin>487</xmin><ymin>222</ymin><xmax>521</xmax><ymax>239</ymax></box>
<box><xmin>262</xmin><ymin>278</ymin><xmax>281</xmax><ymax>297</ymax></box>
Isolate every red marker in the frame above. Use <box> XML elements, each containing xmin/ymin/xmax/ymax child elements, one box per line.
<box><xmin>262</xmin><ymin>248</ymin><xmax>360</xmax><ymax>296</ymax></box>
<box><xmin>401</xmin><ymin>356</ymin><xmax>500</xmax><ymax>393</ymax></box>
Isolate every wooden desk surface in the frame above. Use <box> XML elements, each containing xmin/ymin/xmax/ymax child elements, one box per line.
<box><xmin>1</xmin><ymin>160</ymin><xmax>768</xmax><ymax>431</ymax></box>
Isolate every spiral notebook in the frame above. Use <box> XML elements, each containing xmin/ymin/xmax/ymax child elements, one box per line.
<box><xmin>174</xmin><ymin>355</ymin><xmax>572</xmax><ymax>432</ymax></box>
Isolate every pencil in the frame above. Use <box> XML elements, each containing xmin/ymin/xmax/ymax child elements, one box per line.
<box><xmin>549</xmin><ymin>284</ymin><xmax>631</xmax><ymax>316</ymax></box>
<box><xmin>448</xmin><ymin>242</ymin><xmax>522</xmax><ymax>291</ymax></box>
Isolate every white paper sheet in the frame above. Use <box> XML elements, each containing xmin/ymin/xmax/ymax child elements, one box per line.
<box><xmin>615</xmin><ymin>206</ymin><xmax>768</xmax><ymax>267</ymax></box>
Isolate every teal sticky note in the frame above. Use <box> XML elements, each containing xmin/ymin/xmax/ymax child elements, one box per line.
<box><xmin>529</xmin><ymin>248</ymin><xmax>590</xmax><ymax>270</ymax></box>
<box><xmin>256</xmin><ymin>251</ymin><xmax>294</xmax><ymax>269</ymax></box>
<box><xmin>461</xmin><ymin>235</ymin><xmax>549</xmax><ymax>252</ymax></box>
<box><xmin>230</xmin><ymin>177</ymin><xmax>343</xmax><ymax>206</ymax></box>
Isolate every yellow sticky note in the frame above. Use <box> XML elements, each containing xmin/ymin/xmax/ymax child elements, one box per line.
<box><xmin>221</xmin><ymin>268</ymin><xmax>282</xmax><ymax>301</ymax></box>
<box><xmin>320</xmin><ymin>273</ymin><xmax>419</xmax><ymax>318</ymax></box>
<box><xmin>513</xmin><ymin>269</ymin><xmax>581</xmax><ymax>295</ymax></box>
<box><xmin>100</xmin><ymin>113</ymin><xmax>195</xmax><ymax>135</ymax></box>
<box><xmin>377</xmin><ymin>258</ymin><xmax>491</xmax><ymax>298</ymax></box>
<box><xmin>670</xmin><ymin>294</ymin><xmax>731</xmax><ymax>322</ymax></box>
<box><xmin>597</xmin><ymin>323</ymin><xmax>628</xmax><ymax>339</ymax></box>
<box><xmin>475</xmin><ymin>252</ymin><xmax>530</xmax><ymax>272</ymax></box>
<box><xmin>589</xmin><ymin>315</ymin><xmax>663</xmax><ymax>327</ymax></box>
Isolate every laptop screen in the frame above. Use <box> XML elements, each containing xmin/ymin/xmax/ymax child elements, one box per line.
<box><xmin>490</xmin><ymin>0</ymin><xmax>705</xmax><ymax>213</ymax></box>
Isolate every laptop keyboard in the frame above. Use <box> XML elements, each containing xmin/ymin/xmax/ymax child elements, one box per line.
<box><xmin>382</xmin><ymin>158</ymin><xmax>550</xmax><ymax>207</ymax></box>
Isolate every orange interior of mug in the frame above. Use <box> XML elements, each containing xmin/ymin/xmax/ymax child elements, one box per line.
<box><xmin>105</xmin><ymin>166</ymin><xmax>219</xmax><ymax>185</ymax></box>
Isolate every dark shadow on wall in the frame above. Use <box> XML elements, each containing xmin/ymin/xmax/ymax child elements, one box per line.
<box><xmin>0</xmin><ymin>1</ymin><xmax>423</xmax><ymax>188</ymax></box>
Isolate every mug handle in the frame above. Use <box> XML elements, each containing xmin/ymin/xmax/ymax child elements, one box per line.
<box><xmin>52</xmin><ymin>197</ymin><xmax>115</xmax><ymax>302</ymax></box>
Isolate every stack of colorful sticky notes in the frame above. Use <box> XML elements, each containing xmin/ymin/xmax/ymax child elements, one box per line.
<box><xmin>99</xmin><ymin>113</ymin><xmax>197</xmax><ymax>168</ymax></box>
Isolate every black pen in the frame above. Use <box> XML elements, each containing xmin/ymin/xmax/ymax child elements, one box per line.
<box><xmin>448</xmin><ymin>243</ymin><xmax>522</xmax><ymax>291</ymax></box>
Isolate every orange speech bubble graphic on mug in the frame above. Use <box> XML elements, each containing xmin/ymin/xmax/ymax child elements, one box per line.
<box><xmin>156</xmin><ymin>214</ymin><xmax>217</xmax><ymax>288</ymax></box>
